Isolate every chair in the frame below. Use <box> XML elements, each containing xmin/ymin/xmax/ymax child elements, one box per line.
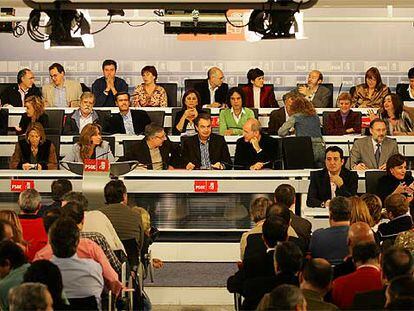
<box><xmin>349</xmin><ymin>86</ymin><xmax>356</xmax><ymax>97</ymax></box>
<box><xmin>0</xmin><ymin>108</ymin><xmax>9</xmax><ymax>135</ymax></box>
<box><xmin>171</xmin><ymin>107</ymin><xmax>182</xmax><ymax>135</ymax></box>
<box><xmin>321</xmin><ymin>83</ymin><xmax>334</xmax><ymax>108</ymax></box>
<box><xmin>365</xmin><ymin>170</ymin><xmax>387</xmax><ymax>195</ymax></box>
<box><xmin>146</xmin><ymin>110</ymin><xmax>165</xmax><ymax>127</ymax></box>
<box><xmin>67</xmin><ymin>296</ymin><xmax>98</xmax><ymax>310</ymax></box>
<box><xmin>45</xmin><ymin>109</ymin><xmax>65</xmax><ymax>134</ymax></box>
<box><xmin>72</xmin><ymin>135</ymin><xmax>116</xmax><ymax>156</ymax></box>
<box><xmin>80</xmin><ymin>83</ymin><xmax>90</xmax><ymax>92</ymax></box>
<box><xmin>251</xmin><ymin>108</ymin><xmax>259</xmax><ymax>119</ymax></box>
<box><xmin>123</xmin><ymin>140</ymin><xmax>140</xmax><ymax>159</ymax></box>
<box><xmin>0</xmin><ymin>83</ymin><xmax>14</xmax><ymax>98</ymax></box>
<box><xmin>96</xmin><ymin>110</ymin><xmax>112</xmax><ymax>134</ymax></box>
<box><xmin>184</xmin><ymin>78</ymin><xmax>205</xmax><ymax>91</ymax></box>
<box><xmin>282</xmin><ymin>136</ymin><xmax>315</xmax><ymax>169</ymax></box>
<box><xmin>46</xmin><ymin>135</ymin><xmax>61</xmax><ymax>161</ymax></box>
<box><xmin>158</xmin><ymin>83</ymin><xmax>178</xmax><ymax>107</ymax></box>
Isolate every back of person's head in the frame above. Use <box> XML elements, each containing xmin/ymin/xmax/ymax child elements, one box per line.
<box><xmin>329</xmin><ymin>196</ymin><xmax>351</xmax><ymax>222</ymax></box>
<box><xmin>302</xmin><ymin>258</ymin><xmax>333</xmax><ymax>291</ymax></box>
<box><xmin>348</xmin><ymin>221</ymin><xmax>375</xmax><ymax>248</ymax></box>
<box><xmin>18</xmin><ymin>188</ymin><xmax>41</xmax><ymax>213</ymax></box>
<box><xmin>349</xmin><ymin>196</ymin><xmax>375</xmax><ymax>227</ymax></box>
<box><xmin>382</xmin><ymin>247</ymin><xmax>414</xmax><ymax>281</ymax></box>
<box><xmin>274</xmin><ymin>184</ymin><xmax>296</xmax><ymax>207</ymax></box>
<box><xmin>360</xmin><ymin>193</ymin><xmax>383</xmax><ymax>225</ymax></box>
<box><xmin>23</xmin><ymin>260</ymin><xmax>63</xmax><ymax>308</ymax></box>
<box><xmin>249</xmin><ymin>197</ymin><xmax>272</xmax><ymax>223</ymax></box>
<box><xmin>266</xmin><ymin>203</ymin><xmax>291</xmax><ymax>224</ymax></box>
<box><xmin>275</xmin><ymin>241</ymin><xmax>303</xmax><ymax>274</ymax></box>
<box><xmin>42</xmin><ymin>209</ymin><xmax>62</xmax><ymax>233</ymax></box>
<box><xmin>387</xmin><ymin>297</ymin><xmax>414</xmax><ymax>310</ymax></box>
<box><xmin>0</xmin><ymin>219</ymin><xmax>13</xmax><ymax>241</ymax></box>
<box><xmin>49</xmin><ymin>218</ymin><xmax>79</xmax><ymax>258</ymax></box>
<box><xmin>0</xmin><ymin>240</ymin><xmax>26</xmax><ymax>269</ymax></box>
<box><xmin>104</xmin><ymin>180</ymin><xmax>127</xmax><ymax>204</ymax></box>
<box><xmin>385</xmin><ymin>193</ymin><xmax>408</xmax><ymax>218</ymax></box>
<box><xmin>262</xmin><ymin>215</ymin><xmax>288</xmax><ymax>248</ymax></box>
<box><xmin>61</xmin><ymin>191</ymin><xmax>88</xmax><ymax>210</ymax></box>
<box><xmin>387</xmin><ymin>275</ymin><xmax>414</xmax><ymax>304</ymax></box>
<box><xmin>0</xmin><ymin>211</ymin><xmax>24</xmax><ymax>245</ymax></box>
<box><xmin>61</xmin><ymin>201</ymin><xmax>84</xmax><ymax>225</ymax></box>
<box><xmin>268</xmin><ymin>284</ymin><xmax>305</xmax><ymax>310</ymax></box>
<box><xmin>352</xmin><ymin>242</ymin><xmax>380</xmax><ymax>264</ymax></box>
<box><xmin>9</xmin><ymin>283</ymin><xmax>52</xmax><ymax>311</ymax></box>
<box><xmin>51</xmin><ymin>179</ymin><xmax>72</xmax><ymax>202</ymax></box>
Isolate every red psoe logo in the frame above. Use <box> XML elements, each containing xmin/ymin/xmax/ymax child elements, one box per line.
<box><xmin>10</xmin><ymin>180</ymin><xmax>35</xmax><ymax>192</ymax></box>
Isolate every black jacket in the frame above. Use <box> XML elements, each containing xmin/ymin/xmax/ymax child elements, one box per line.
<box><xmin>91</xmin><ymin>76</ymin><xmax>128</xmax><ymax>107</ymax></box>
<box><xmin>377</xmin><ymin>214</ymin><xmax>413</xmax><ymax>242</ymax></box>
<box><xmin>194</xmin><ymin>80</ymin><xmax>229</xmax><ymax>106</ymax></box>
<box><xmin>18</xmin><ymin>113</ymin><xmax>49</xmax><ymax>135</ymax></box>
<box><xmin>307</xmin><ymin>168</ymin><xmax>358</xmax><ymax>207</ymax></box>
<box><xmin>106</xmin><ymin>110</ymin><xmax>151</xmax><ymax>135</ymax></box>
<box><xmin>0</xmin><ymin>84</ymin><xmax>42</xmax><ymax>107</ymax></box>
<box><xmin>16</xmin><ymin>139</ymin><xmax>53</xmax><ymax>170</ymax></box>
<box><xmin>63</xmin><ymin>110</ymin><xmax>108</xmax><ymax>135</ymax></box>
<box><xmin>377</xmin><ymin>172</ymin><xmax>414</xmax><ymax>203</ymax></box>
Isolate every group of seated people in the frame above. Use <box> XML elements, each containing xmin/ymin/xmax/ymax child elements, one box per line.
<box><xmin>0</xmin><ymin>178</ymin><xmax>160</xmax><ymax>310</ymax></box>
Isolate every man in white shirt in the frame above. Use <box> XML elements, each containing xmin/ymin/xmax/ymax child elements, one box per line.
<box><xmin>194</xmin><ymin>67</ymin><xmax>229</xmax><ymax>108</ymax></box>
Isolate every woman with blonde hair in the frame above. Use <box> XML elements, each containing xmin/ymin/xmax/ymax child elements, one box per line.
<box><xmin>63</xmin><ymin>123</ymin><xmax>115</xmax><ymax>162</ymax></box>
<box><xmin>16</xmin><ymin>95</ymin><xmax>48</xmax><ymax>135</ymax></box>
<box><xmin>349</xmin><ymin>196</ymin><xmax>375</xmax><ymax>227</ymax></box>
<box><xmin>0</xmin><ymin>210</ymin><xmax>26</xmax><ymax>247</ymax></box>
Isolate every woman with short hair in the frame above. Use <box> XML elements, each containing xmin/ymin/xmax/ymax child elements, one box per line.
<box><xmin>241</xmin><ymin>68</ymin><xmax>278</xmax><ymax>108</ymax></box>
<box><xmin>132</xmin><ymin>65</ymin><xmax>167</xmax><ymax>107</ymax></box>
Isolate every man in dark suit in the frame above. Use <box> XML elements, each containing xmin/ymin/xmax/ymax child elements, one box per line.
<box><xmin>106</xmin><ymin>92</ymin><xmax>151</xmax><ymax>135</ymax></box>
<box><xmin>194</xmin><ymin>67</ymin><xmax>228</xmax><ymax>108</ymax></box>
<box><xmin>307</xmin><ymin>146</ymin><xmax>358</xmax><ymax>208</ymax></box>
<box><xmin>0</xmin><ymin>68</ymin><xmax>41</xmax><ymax>107</ymax></box>
<box><xmin>124</xmin><ymin>123</ymin><xmax>180</xmax><ymax>169</ymax></box>
<box><xmin>234</xmin><ymin>118</ymin><xmax>279</xmax><ymax>170</ymax></box>
<box><xmin>293</xmin><ymin>70</ymin><xmax>331</xmax><ymax>108</ymax></box>
<box><xmin>182</xmin><ymin>113</ymin><xmax>231</xmax><ymax>170</ymax></box>
<box><xmin>267</xmin><ymin>92</ymin><xmax>295</xmax><ymax>135</ymax></box>
<box><xmin>397</xmin><ymin>67</ymin><xmax>414</xmax><ymax>102</ymax></box>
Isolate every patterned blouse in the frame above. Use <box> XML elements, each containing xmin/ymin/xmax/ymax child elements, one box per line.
<box><xmin>395</xmin><ymin>230</ymin><xmax>414</xmax><ymax>257</ymax></box>
<box><xmin>381</xmin><ymin>111</ymin><xmax>414</xmax><ymax>135</ymax></box>
<box><xmin>132</xmin><ymin>84</ymin><xmax>167</xmax><ymax>107</ymax></box>
<box><xmin>352</xmin><ymin>84</ymin><xmax>390</xmax><ymax>108</ymax></box>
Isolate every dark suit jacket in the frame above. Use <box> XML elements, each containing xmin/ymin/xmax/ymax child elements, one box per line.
<box><xmin>307</xmin><ymin>168</ymin><xmax>358</xmax><ymax>207</ymax></box>
<box><xmin>234</xmin><ymin>134</ymin><xmax>279</xmax><ymax>169</ymax></box>
<box><xmin>397</xmin><ymin>85</ymin><xmax>414</xmax><ymax>102</ymax></box>
<box><xmin>325</xmin><ymin>110</ymin><xmax>362</xmax><ymax>135</ymax></box>
<box><xmin>18</xmin><ymin>113</ymin><xmax>49</xmax><ymax>135</ymax></box>
<box><xmin>241</xmin><ymin>85</ymin><xmax>278</xmax><ymax>108</ymax></box>
<box><xmin>194</xmin><ymin>80</ymin><xmax>229</xmax><ymax>106</ymax></box>
<box><xmin>181</xmin><ymin>133</ymin><xmax>231</xmax><ymax>169</ymax></box>
<box><xmin>352</xmin><ymin>287</ymin><xmax>386</xmax><ymax>310</ymax></box>
<box><xmin>106</xmin><ymin>110</ymin><xmax>151</xmax><ymax>135</ymax></box>
<box><xmin>267</xmin><ymin>107</ymin><xmax>286</xmax><ymax>135</ymax></box>
<box><xmin>290</xmin><ymin>211</ymin><xmax>312</xmax><ymax>247</ymax></box>
<box><xmin>91</xmin><ymin>76</ymin><xmax>128</xmax><ymax>107</ymax></box>
<box><xmin>63</xmin><ymin>110</ymin><xmax>108</xmax><ymax>135</ymax></box>
<box><xmin>0</xmin><ymin>84</ymin><xmax>42</xmax><ymax>107</ymax></box>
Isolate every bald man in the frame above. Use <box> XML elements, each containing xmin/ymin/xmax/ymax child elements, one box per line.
<box><xmin>234</xmin><ymin>118</ymin><xmax>279</xmax><ymax>170</ymax></box>
<box><xmin>194</xmin><ymin>67</ymin><xmax>229</xmax><ymax>108</ymax></box>
<box><xmin>293</xmin><ymin>70</ymin><xmax>331</xmax><ymax>108</ymax></box>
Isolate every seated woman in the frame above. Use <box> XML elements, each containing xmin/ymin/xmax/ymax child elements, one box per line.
<box><xmin>17</xmin><ymin>95</ymin><xmax>49</xmax><ymax>135</ymax></box>
<box><xmin>241</xmin><ymin>68</ymin><xmax>278</xmax><ymax>108</ymax></box>
<box><xmin>63</xmin><ymin>123</ymin><xmax>115</xmax><ymax>162</ymax></box>
<box><xmin>63</xmin><ymin>92</ymin><xmax>106</xmax><ymax>135</ymax></box>
<box><xmin>132</xmin><ymin>65</ymin><xmax>167</xmax><ymax>107</ymax></box>
<box><xmin>352</xmin><ymin>67</ymin><xmax>390</xmax><ymax>108</ymax></box>
<box><xmin>325</xmin><ymin>92</ymin><xmax>361</xmax><ymax>135</ymax></box>
<box><xmin>377</xmin><ymin>153</ymin><xmax>414</xmax><ymax>203</ymax></box>
<box><xmin>219</xmin><ymin>87</ymin><xmax>255</xmax><ymax>135</ymax></box>
<box><xmin>278</xmin><ymin>96</ymin><xmax>325</xmax><ymax>167</ymax></box>
<box><xmin>10</xmin><ymin>122</ymin><xmax>57</xmax><ymax>170</ymax></box>
<box><xmin>173</xmin><ymin>89</ymin><xmax>205</xmax><ymax>136</ymax></box>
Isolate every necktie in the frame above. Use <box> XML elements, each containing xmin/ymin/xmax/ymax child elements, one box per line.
<box><xmin>375</xmin><ymin>143</ymin><xmax>381</xmax><ymax>166</ymax></box>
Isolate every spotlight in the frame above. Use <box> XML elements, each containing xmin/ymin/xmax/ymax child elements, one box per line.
<box><xmin>248</xmin><ymin>9</ymin><xmax>297</xmax><ymax>39</ymax></box>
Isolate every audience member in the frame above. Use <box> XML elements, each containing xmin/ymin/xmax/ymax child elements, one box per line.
<box><xmin>241</xmin><ymin>68</ymin><xmax>278</xmax><ymax>108</ymax></box>
<box><xmin>293</xmin><ymin>70</ymin><xmax>330</xmax><ymax>108</ymax></box>
<box><xmin>0</xmin><ymin>211</ymin><xmax>26</xmax><ymax>248</ymax></box>
<box><xmin>257</xmin><ymin>284</ymin><xmax>306</xmax><ymax>311</ymax></box>
<box><xmin>132</xmin><ymin>65</ymin><xmax>167</xmax><ymax>107</ymax></box>
<box><xmin>16</xmin><ymin>95</ymin><xmax>48</xmax><ymax>135</ymax></box>
<box><xmin>349</xmin><ymin>118</ymin><xmax>398</xmax><ymax>170</ymax></box>
<box><xmin>307</xmin><ymin>146</ymin><xmax>358</xmax><ymax>208</ymax></box>
<box><xmin>0</xmin><ymin>241</ymin><xmax>30</xmax><ymax>310</ymax></box>
<box><xmin>194</xmin><ymin>67</ymin><xmax>228</xmax><ymax>108</ymax></box>
<box><xmin>63</xmin><ymin>123</ymin><xmax>115</xmax><ymax>162</ymax></box>
<box><xmin>361</xmin><ymin>193</ymin><xmax>383</xmax><ymax>231</ymax></box>
<box><xmin>353</xmin><ymin>246</ymin><xmax>414</xmax><ymax>310</ymax></box>
<box><xmin>38</xmin><ymin>179</ymin><xmax>73</xmax><ymax>216</ymax></box>
<box><xmin>0</xmin><ymin>219</ymin><xmax>14</xmax><ymax>242</ymax></box>
<box><xmin>352</xmin><ymin>66</ymin><xmax>390</xmax><ymax>108</ymax></box>
<box><xmin>309</xmin><ymin>196</ymin><xmax>350</xmax><ymax>265</ymax></box>
<box><xmin>299</xmin><ymin>258</ymin><xmax>338</xmax><ymax>310</ymax></box>
<box><xmin>377</xmin><ymin>153</ymin><xmax>414</xmax><ymax>202</ymax></box>
<box><xmin>10</xmin><ymin>122</ymin><xmax>58</xmax><ymax>170</ymax></box>
<box><xmin>63</xmin><ymin>91</ymin><xmax>108</xmax><ymax>135</ymax></box>
<box><xmin>182</xmin><ymin>113</ymin><xmax>231</xmax><ymax>170</ymax></box>
<box><xmin>17</xmin><ymin>189</ymin><xmax>47</xmax><ymax>261</ymax></box>
<box><xmin>267</xmin><ymin>92</ymin><xmax>296</xmax><ymax>135</ymax></box>
<box><xmin>92</xmin><ymin>59</ymin><xmax>128</xmax><ymax>107</ymax></box>
<box><xmin>23</xmin><ymin>260</ymin><xmax>67</xmax><ymax>310</ymax></box>
<box><xmin>385</xmin><ymin>275</ymin><xmax>414</xmax><ymax>308</ymax></box>
<box><xmin>397</xmin><ymin>67</ymin><xmax>414</xmax><ymax>102</ymax></box>
<box><xmin>234</xmin><ymin>118</ymin><xmax>279</xmax><ymax>170</ymax></box>
<box><xmin>124</xmin><ymin>123</ymin><xmax>180</xmax><ymax>169</ymax></box>
<box><xmin>42</xmin><ymin>62</ymin><xmax>82</xmax><ymax>107</ymax></box>
<box><xmin>325</xmin><ymin>92</ymin><xmax>362</xmax><ymax>135</ymax></box>
<box><xmin>349</xmin><ymin>196</ymin><xmax>375</xmax><ymax>227</ymax></box>
<box><xmin>219</xmin><ymin>87</ymin><xmax>255</xmax><ymax>135</ymax></box>
<box><xmin>0</xmin><ymin>68</ymin><xmax>41</xmax><ymax>107</ymax></box>
<box><xmin>377</xmin><ymin>193</ymin><xmax>413</xmax><ymax>243</ymax></box>
<box><xmin>173</xmin><ymin>89</ymin><xmax>206</xmax><ymax>136</ymax></box>
<box><xmin>8</xmin><ymin>282</ymin><xmax>52</xmax><ymax>311</ymax></box>
<box><xmin>332</xmin><ymin>242</ymin><xmax>382</xmax><ymax>309</ymax></box>
<box><xmin>278</xmin><ymin>96</ymin><xmax>325</xmax><ymax>167</ymax></box>
<box><xmin>106</xmin><ymin>92</ymin><xmax>151</xmax><ymax>134</ymax></box>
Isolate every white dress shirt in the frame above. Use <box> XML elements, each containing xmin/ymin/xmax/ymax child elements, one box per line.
<box><xmin>253</xmin><ymin>86</ymin><xmax>261</xmax><ymax>108</ymax></box>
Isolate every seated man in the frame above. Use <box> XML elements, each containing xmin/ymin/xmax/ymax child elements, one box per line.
<box><xmin>42</xmin><ymin>63</ymin><xmax>83</xmax><ymax>107</ymax></box>
<box><xmin>124</xmin><ymin>123</ymin><xmax>180</xmax><ymax>169</ymax></box>
<box><xmin>0</xmin><ymin>68</ymin><xmax>41</xmax><ymax>107</ymax></box>
<box><xmin>397</xmin><ymin>67</ymin><xmax>414</xmax><ymax>102</ymax></box>
<box><xmin>309</xmin><ymin>196</ymin><xmax>350</xmax><ymax>265</ymax></box>
<box><xmin>292</xmin><ymin>70</ymin><xmax>331</xmax><ymax>108</ymax></box>
<box><xmin>307</xmin><ymin>146</ymin><xmax>358</xmax><ymax>208</ymax></box>
<box><xmin>182</xmin><ymin>113</ymin><xmax>231</xmax><ymax>170</ymax></box>
<box><xmin>349</xmin><ymin>119</ymin><xmax>398</xmax><ymax>170</ymax></box>
<box><xmin>106</xmin><ymin>92</ymin><xmax>151</xmax><ymax>135</ymax></box>
<box><xmin>234</xmin><ymin>118</ymin><xmax>279</xmax><ymax>170</ymax></box>
<box><xmin>38</xmin><ymin>179</ymin><xmax>73</xmax><ymax>216</ymax></box>
<box><xmin>267</xmin><ymin>92</ymin><xmax>295</xmax><ymax>135</ymax></box>
<box><xmin>194</xmin><ymin>67</ymin><xmax>228</xmax><ymax>108</ymax></box>
<box><xmin>325</xmin><ymin>92</ymin><xmax>362</xmax><ymax>135</ymax></box>
<box><xmin>92</xmin><ymin>59</ymin><xmax>128</xmax><ymax>107</ymax></box>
